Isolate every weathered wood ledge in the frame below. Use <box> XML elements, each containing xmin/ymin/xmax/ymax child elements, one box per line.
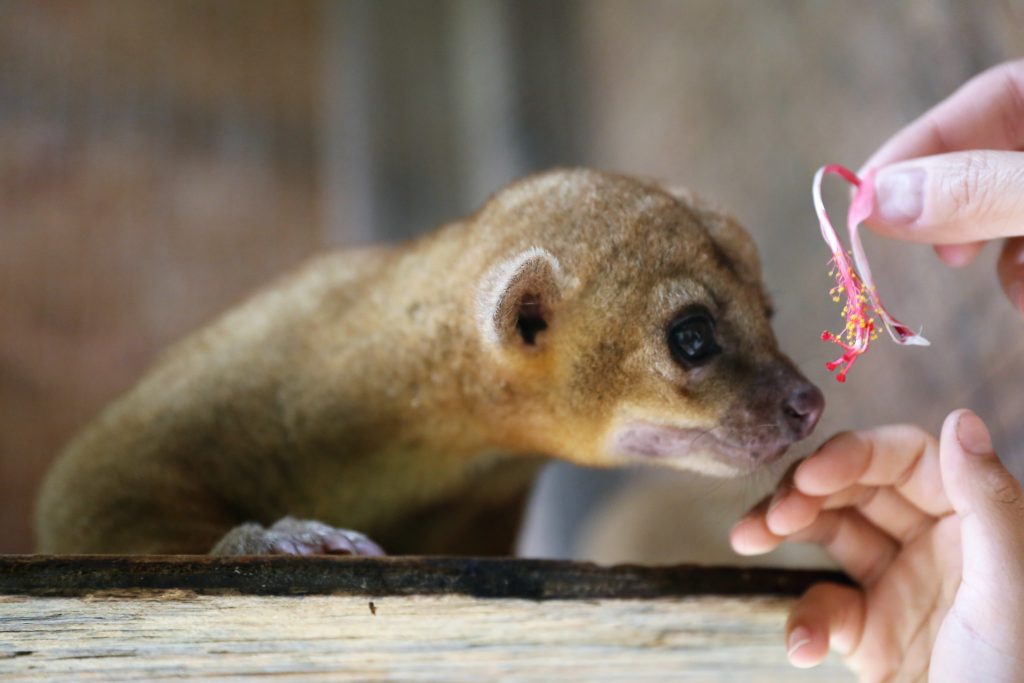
<box><xmin>0</xmin><ymin>555</ymin><xmax>849</xmax><ymax>598</ymax></box>
<box><xmin>0</xmin><ymin>557</ymin><xmax>856</xmax><ymax>681</ymax></box>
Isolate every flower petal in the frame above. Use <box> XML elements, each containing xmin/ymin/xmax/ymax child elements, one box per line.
<box><xmin>813</xmin><ymin>164</ymin><xmax>929</xmax><ymax>382</ymax></box>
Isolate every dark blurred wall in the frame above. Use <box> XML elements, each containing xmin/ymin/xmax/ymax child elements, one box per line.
<box><xmin>322</xmin><ymin>0</ymin><xmax>584</xmax><ymax>243</ymax></box>
<box><xmin>0</xmin><ymin>1</ymin><xmax>324</xmax><ymax>552</ymax></box>
<box><xmin>1</xmin><ymin>0</ymin><xmax>1022</xmax><ymax>559</ymax></box>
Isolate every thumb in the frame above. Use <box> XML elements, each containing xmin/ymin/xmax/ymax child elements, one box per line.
<box><xmin>867</xmin><ymin>150</ymin><xmax>1024</xmax><ymax>245</ymax></box>
<box><xmin>939</xmin><ymin>409</ymin><xmax>1024</xmax><ymax>586</ymax></box>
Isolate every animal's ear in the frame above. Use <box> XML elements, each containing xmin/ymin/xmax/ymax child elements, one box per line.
<box><xmin>667</xmin><ymin>186</ymin><xmax>762</xmax><ymax>285</ymax></box>
<box><xmin>476</xmin><ymin>247</ymin><xmax>567</xmax><ymax>350</ymax></box>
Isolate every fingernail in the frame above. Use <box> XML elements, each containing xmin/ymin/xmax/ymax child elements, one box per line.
<box><xmin>875</xmin><ymin>167</ymin><xmax>925</xmax><ymax>226</ymax></box>
<box><xmin>957</xmin><ymin>411</ymin><xmax>993</xmax><ymax>455</ymax></box>
<box><xmin>787</xmin><ymin>626</ymin><xmax>812</xmax><ymax>659</ymax></box>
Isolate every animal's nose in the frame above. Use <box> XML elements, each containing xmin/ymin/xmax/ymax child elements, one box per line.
<box><xmin>781</xmin><ymin>383</ymin><xmax>824</xmax><ymax>440</ymax></box>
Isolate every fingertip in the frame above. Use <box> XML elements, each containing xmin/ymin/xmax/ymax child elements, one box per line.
<box><xmin>729</xmin><ymin>514</ymin><xmax>780</xmax><ymax>556</ymax></box>
<box><xmin>766</xmin><ymin>489</ymin><xmax>820</xmax><ymax>536</ymax></box>
<box><xmin>794</xmin><ymin>432</ymin><xmax>864</xmax><ymax>496</ymax></box>
<box><xmin>940</xmin><ymin>408</ymin><xmax>1024</xmax><ymax>586</ymax></box>
<box><xmin>792</xmin><ymin>458</ymin><xmax>819</xmax><ymax>493</ymax></box>
<box><xmin>727</xmin><ymin>528</ymin><xmax>751</xmax><ymax>555</ymax></box>
<box><xmin>939</xmin><ymin>408</ymin><xmax>1018</xmax><ymax>512</ymax></box>
<box><xmin>934</xmin><ymin>242</ymin><xmax>984</xmax><ymax>268</ymax></box>
<box><xmin>727</xmin><ymin>523</ymin><xmax>746</xmax><ymax>554</ymax></box>
<box><xmin>786</xmin><ymin>625</ymin><xmax>826</xmax><ymax>668</ymax></box>
<box><xmin>728</xmin><ymin>519</ymin><xmax>759</xmax><ymax>555</ymax></box>
<box><xmin>940</xmin><ymin>408</ymin><xmax>972</xmax><ymax>461</ymax></box>
<box><xmin>786</xmin><ymin>582</ymin><xmax>865</xmax><ymax>668</ymax></box>
<box><xmin>954</xmin><ymin>410</ymin><xmax>994</xmax><ymax>457</ymax></box>
<box><xmin>945</xmin><ymin>409</ymin><xmax>1023</xmax><ymax>505</ymax></box>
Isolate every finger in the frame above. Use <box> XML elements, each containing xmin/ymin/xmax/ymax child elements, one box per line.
<box><xmin>794</xmin><ymin>426</ymin><xmax>950</xmax><ymax>517</ymax></box>
<box><xmin>730</xmin><ymin>499</ymin><xmax>783</xmax><ymax>555</ymax></box>
<box><xmin>867</xmin><ymin>150</ymin><xmax>1024</xmax><ymax>243</ymax></box>
<box><xmin>771</xmin><ymin>481</ymin><xmax>935</xmax><ymax>547</ymax></box>
<box><xmin>787</xmin><ymin>509</ymin><xmax>899</xmax><ymax>585</ymax></box>
<box><xmin>939</xmin><ymin>410</ymin><xmax>1024</xmax><ymax>588</ymax></box>
<box><xmin>741</xmin><ymin>461</ymin><xmax>804</xmax><ymax>543</ymax></box>
<box><xmin>840</xmin><ymin>486</ymin><xmax>934</xmax><ymax>545</ymax></box>
<box><xmin>997</xmin><ymin>236</ymin><xmax>1024</xmax><ymax>314</ymax></box>
<box><xmin>765</xmin><ymin>481</ymin><xmax>824</xmax><ymax>536</ymax></box>
<box><xmin>934</xmin><ymin>241</ymin><xmax>984</xmax><ymax>267</ymax></box>
<box><xmin>786</xmin><ymin>583</ymin><xmax>866</xmax><ymax>668</ymax></box>
<box><xmin>862</xmin><ymin>59</ymin><xmax>1024</xmax><ymax>171</ymax></box>
<box><xmin>868</xmin><ymin>149</ymin><xmax>1024</xmax><ymax>242</ymax></box>
<box><xmin>764</xmin><ymin>460</ymin><xmax>858</xmax><ymax>538</ymax></box>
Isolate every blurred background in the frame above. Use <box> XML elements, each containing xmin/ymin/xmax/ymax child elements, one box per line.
<box><xmin>2</xmin><ymin>0</ymin><xmax>1023</xmax><ymax>560</ymax></box>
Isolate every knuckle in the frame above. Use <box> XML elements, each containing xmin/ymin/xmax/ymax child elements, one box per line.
<box><xmin>813</xmin><ymin>513</ymin><xmax>842</xmax><ymax>550</ymax></box>
<box><xmin>944</xmin><ymin>152</ymin><xmax>995</xmax><ymax>221</ymax></box>
<box><xmin>897</xmin><ymin>516</ymin><xmax>933</xmax><ymax>546</ymax></box>
<box><xmin>852</xmin><ymin>485</ymin><xmax>880</xmax><ymax>511</ymax></box>
<box><xmin>858</xmin><ymin>546</ymin><xmax>895</xmax><ymax>587</ymax></box>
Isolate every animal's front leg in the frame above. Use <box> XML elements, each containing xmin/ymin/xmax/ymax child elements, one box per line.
<box><xmin>211</xmin><ymin>516</ymin><xmax>385</xmax><ymax>556</ymax></box>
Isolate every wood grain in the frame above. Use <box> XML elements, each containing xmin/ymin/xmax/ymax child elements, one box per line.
<box><xmin>0</xmin><ymin>557</ymin><xmax>854</xmax><ymax>680</ymax></box>
<box><xmin>0</xmin><ymin>595</ymin><xmax>855</xmax><ymax>682</ymax></box>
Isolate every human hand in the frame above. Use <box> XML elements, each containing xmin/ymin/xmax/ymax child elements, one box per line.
<box><xmin>730</xmin><ymin>410</ymin><xmax>1024</xmax><ymax>682</ymax></box>
<box><xmin>860</xmin><ymin>59</ymin><xmax>1024</xmax><ymax>312</ymax></box>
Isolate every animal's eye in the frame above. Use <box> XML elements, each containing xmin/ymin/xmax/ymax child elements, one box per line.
<box><xmin>667</xmin><ymin>310</ymin><xmax>721</xmax><ymax>368</ymax></box>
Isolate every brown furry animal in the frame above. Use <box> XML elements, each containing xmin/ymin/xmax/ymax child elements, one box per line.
<box><xmin>36</xmin><ymin>169</ymin><xmax>823</xmax><ymax>556</ymax></box>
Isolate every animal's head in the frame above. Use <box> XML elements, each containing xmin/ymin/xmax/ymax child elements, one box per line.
<box><xmin>472</xmin><ymin>169</ymin><xmax>822</xmax><ymax>476</ymax></box>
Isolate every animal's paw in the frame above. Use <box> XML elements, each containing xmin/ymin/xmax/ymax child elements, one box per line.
<box><xmin>211</xmin><ymin>516</ymin><xmax>385</xmax><ymax>556</ymax></box>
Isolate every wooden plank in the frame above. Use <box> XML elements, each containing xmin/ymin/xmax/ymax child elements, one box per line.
<box><xmin>0</xmin><ymin>593</ymin><xmax>853</xmax><ymax>681</ymax></box>
<box><xmin>0</xmin><ymin>556</ymin><xmax>850</xmax><ymax>598</ymax></box>
<box><xmin>0</xmin><ymin>557</ymin><xmax>855</xmax><ymax>680</ymax></box>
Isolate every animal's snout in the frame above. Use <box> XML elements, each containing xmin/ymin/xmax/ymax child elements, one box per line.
<box><xmin>781</xmin><ymin>382</ymin><xmax>824</xmax><ymax>440</ymax></box>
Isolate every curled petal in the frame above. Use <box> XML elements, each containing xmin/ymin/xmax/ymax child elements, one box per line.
<box><xmin>812</xmin><ymin>165</ymin><xmax>929</xmax><ymax>382</ymax></box>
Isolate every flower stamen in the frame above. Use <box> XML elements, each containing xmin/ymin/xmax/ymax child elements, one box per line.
<box><xmin>813</xmin><ymin>164</ymin><xmax>929</xmax><ymax>383</ymax></box>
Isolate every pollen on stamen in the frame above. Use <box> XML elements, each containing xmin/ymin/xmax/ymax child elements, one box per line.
<box><xmin>813</xmin><ymin>164</ymin><xmax>929</xmax><ymax>383</ymax></box>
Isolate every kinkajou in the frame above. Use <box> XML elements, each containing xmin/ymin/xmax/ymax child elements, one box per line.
<box><xmin>37</xmin><ymin>169</ymin><xmax>823</xmax><ymax>556</ymax></box>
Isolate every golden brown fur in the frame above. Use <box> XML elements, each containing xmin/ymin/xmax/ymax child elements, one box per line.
<box><xmin>36</xmin><ymin>169</ymin><xmax>821</xmax><ymax>555</ymax></box>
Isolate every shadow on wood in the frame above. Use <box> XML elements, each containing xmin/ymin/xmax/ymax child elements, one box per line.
<box><xmin>0</xmin><ymin>555</ymin><xmax>852</xmax><ymax>598</ymax></box>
